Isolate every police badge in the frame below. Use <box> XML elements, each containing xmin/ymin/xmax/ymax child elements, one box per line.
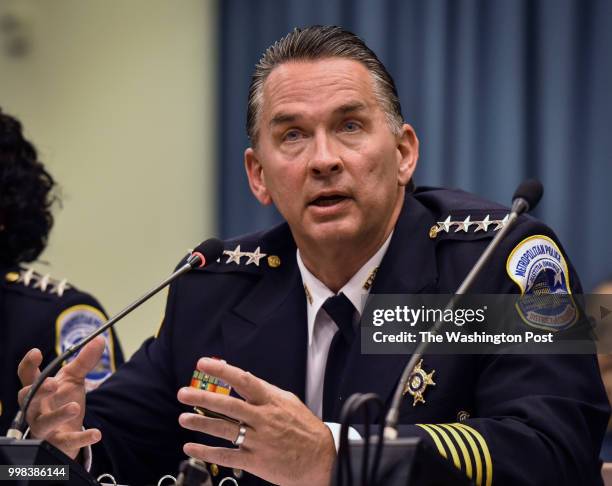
<box><xmin>403</xmin><ymin>359</ymin><xmax>436</xmax><ymax>406</ymax></box>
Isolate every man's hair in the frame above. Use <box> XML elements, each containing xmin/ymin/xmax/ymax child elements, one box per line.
<box><xmin>246</xmin><ymin>25</ymin><xmax>404</xmax><ymax>146</ymax></box>
<box><xmin>0</xmin><ymin>108</ymin><xmax>57</xmax><ymax>265</ymax></box>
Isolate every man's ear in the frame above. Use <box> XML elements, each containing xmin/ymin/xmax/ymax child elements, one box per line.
<box><xmin>396</xmin><ymin>124</ymin><xmax>419</xmax><ymax>186</ymax></box>
<box><xmin>245</xmin><ymin>147</ymin><xmax>273</xmax><ymax>205</ymax></box>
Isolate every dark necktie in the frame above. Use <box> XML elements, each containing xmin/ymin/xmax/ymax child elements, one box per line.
<box><xmin>322</xmin><ymin>292</ymin><xmax>356</xmax><ymax>420</ymax></box>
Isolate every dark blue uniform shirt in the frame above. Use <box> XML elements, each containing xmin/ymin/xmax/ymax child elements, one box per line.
<box><xmin>86</xmin><ymin>188</ymin><xmax>609</xmax><ymax>485</ymax></box>
<box><xmin>0</xmin><ymin>266</ymin><xmax>124</xmax><ymax>434</ymax></box>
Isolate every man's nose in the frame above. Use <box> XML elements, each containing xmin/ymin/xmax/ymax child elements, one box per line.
<box><xmin>309</xmin><ymin>134</ymin><xmax>343</xmax><ymax>177</ymax></box>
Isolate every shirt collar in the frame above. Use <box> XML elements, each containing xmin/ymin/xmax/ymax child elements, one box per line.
<box><xmin>297</xmin><ymin>232</ymin><xmax>393</xmax><ymax>346</ymax></box>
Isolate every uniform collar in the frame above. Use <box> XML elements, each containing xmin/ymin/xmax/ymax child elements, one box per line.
<box><xmin>297</xmin><ymin>233</ymin><xmax>392</xmax><ymax>346</ymax></box>
<box><xmin>226</xmin><ymin>193</ymin><xmax>440</xmax><ymax>410</ymax></box>
<box><xmin>231</xmin><ymin>193</ymin><xmax>439</xmax><ymax>327</ymax></box>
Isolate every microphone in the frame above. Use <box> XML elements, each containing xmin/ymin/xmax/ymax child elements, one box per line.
<box><xmin>511</xmin><ymin>179</ymin><xmax>544</xmax><ymax>215</ymax></box>
<box><xmin>6</xmin><ymin>238</ymin><xmax>224</xmax><ymax>439</ymax></box>
<box><xmin>176</xmin><ymin>458</ymin><xmax>214</xmax><ymax>486</ymax></box>
<box><xmin>383</xmin><ymin>179</ymin><xmax>543</xmax><ymax>438</ymax></box>
<box><xmin>187</xmin><ymin>238</ymin><xmax>224</xmax><ymax>269</ymax></box>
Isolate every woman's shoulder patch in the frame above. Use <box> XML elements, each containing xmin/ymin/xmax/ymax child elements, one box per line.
<box><xmin>55</xmin><ymin>304</ymin><xmax>116</xmax><ymax>390</ymax></box>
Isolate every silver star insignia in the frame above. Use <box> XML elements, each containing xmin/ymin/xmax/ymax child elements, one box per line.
<box><xmin>20</xmin><ymin>268</ymin><xmax>35</xmax><ymax>286</ymax></box>
<box><xmin>224</xmin><ymin>245</ymin><xmax>244</xmax><ymax>264</ymax></box>
<box><xmin>455</xmin><ymin>215</ymin><xmax>472</xmax><ymax>232</ymax></box>
<box><xmin>494</xmin><ymin>214</ymin><xmax>509</xmax><ymax>230</ymax></box>
<box><xmin>474</xmin><ymin>215</ymin><xmax>492</xmax><ymax>232</ymax></box>
<box><xmin>437</xmin><ymin>215</ymin><xmax>452</xmax><ymax>233</ymax></box>
<box><xmin>244</xmin><ymin>246</ymin><xmax>267</xmax><ymax>266</ymax></box>
<box><xmin>33</xmin><ymin>273</ymin><xmax>51</xmax><ymax>291</ymax></box>
<box><xmin>50</xmin><ymin>278</ymin><xmax>70</xmax><ymax>297</ymax></box>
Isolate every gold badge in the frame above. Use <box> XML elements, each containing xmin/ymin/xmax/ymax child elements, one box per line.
<box><xmin>5</xmin><ymin>271</ymin><xmax>19</xmax><ymax>283</ymax></box>
<box><xmin>403</xmin><ymin>359</ymin><xmax>436</xmax><ymax>406</ymax></box>
<box><xmin>210</xmin><ymin>464</ymin><xmax>219</xmax><ymax>477</ymax></box>
<box><xmin>362</xmin><ymin>267</ymin><xmax>378</xmax><ymax>290</ymax></box>
<box><xmin>267</xmin><ymin>255</ymin><xmax>281</xmax><ymax>268</ymax></box>
<box><xmin>428</xmin><ymin>225</ymin><xmax>438</xmax><ymax>239</ymax></box>
<box><xmin>304</xmin><ymin>284</ymin><xmax>313</xmax><ymax>305</ymax></box>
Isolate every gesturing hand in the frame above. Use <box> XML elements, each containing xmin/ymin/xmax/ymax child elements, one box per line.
<box><xmin>177</xmin><ymin>358</ymin><xmax>336</xmax><ymax>486</ymax></box>
<box><xmin>17</xmin><ymin>336</ymin><xmax>106</xmax><ymax>459</ymax></box>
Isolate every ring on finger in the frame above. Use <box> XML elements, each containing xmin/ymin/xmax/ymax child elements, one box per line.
<box><xmin>233</xmin><ymin>424</ymin><xmax>247</xmax><ymax>447</ymax></box>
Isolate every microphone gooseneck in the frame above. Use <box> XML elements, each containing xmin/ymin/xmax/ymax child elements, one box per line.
<box><xmin>6</xmin><ymin>238</ymin><xmax>224</xmax><ymax>439</ymax></box>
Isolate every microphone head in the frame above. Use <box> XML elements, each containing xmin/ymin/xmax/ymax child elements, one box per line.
<box><xmin>513</xmin><ymin>179</ymin><xmax>543</xmax><ymax>212</ymax></box>
<box><xmin>190</xmin><ymin>238</ymin><xmax>224</xmax><ymax>268</ymax></box>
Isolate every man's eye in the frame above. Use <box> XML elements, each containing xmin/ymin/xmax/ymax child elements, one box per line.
<box><xmin>283</xmin><ymin>130</ymin><xmax>302</xmax><ymax>142</ymax></box>
<box><xmin>342</xmin><ymin>121</ymin><xmax>361</xmax><ymax>132</ymax></box>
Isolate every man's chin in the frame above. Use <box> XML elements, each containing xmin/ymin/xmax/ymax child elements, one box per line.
<box><xmin>304</xmin><ymin>220</ymin><xmax>360</xmax><ymax>246</ymax></box>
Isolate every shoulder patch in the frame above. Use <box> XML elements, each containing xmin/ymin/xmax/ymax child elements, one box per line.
<box><xmin>506</xmin><ymin>235</ymin><xmax>571</xmax><ymax>295</ymax></box>
<box><xmin>55</xmin><ymin>304</ymin><xmax>115</xmax><ymax>391</ymax></box>
<box><xmin>506</xmin><ymin>235</ymin><xmax>577</xmax><ymax>331</ymax></box>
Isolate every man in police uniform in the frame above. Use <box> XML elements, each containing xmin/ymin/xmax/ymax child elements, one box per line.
<box><xmin>0</xmin><ymin>109</ymin><xmax>123</xmax><ymax>434</ymax></box>
<box><xmin>17</xmin><ymin>27</ymin><xmax>608</xmax><ymax>485</ymax></box>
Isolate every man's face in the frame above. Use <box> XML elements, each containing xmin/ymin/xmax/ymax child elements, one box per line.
<box><xmin>245</xmin><ymin>58</ymin><xmax>418</xmax><ymax>250</ymax></box>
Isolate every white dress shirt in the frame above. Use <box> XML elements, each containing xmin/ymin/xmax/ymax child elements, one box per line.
<box><xmin>296</xmin><ymin>233</ymin><xmax>393</xmax><ymax>419</ymax></box>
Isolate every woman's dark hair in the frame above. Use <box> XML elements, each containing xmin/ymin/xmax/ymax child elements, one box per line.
<box><xmin>0</xmin><ymin>108</ymin><xmax>57</xmax><ymax>265</ymax></box>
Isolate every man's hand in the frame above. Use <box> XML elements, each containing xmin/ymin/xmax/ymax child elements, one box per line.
<box><xmin>177</xmin><ymin>358</ymin><xmax>336</xmax><ymax>486</ymax></box>
<box><xmin>17</xmin><ymin>336</ymin><xmax>106</xmax><ymax>459</ymax></box>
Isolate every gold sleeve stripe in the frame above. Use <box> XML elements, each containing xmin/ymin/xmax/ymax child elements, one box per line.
<box><xmin>416</xmin><ymin>424</ymin><xmax>447</xmax><ymax>459</ymax></box>
<box><xmin>449</xmin><ymin>423</ymin><xmax>482</xmax><ymax>486</ymax></box>
<box><xmin>455</xmin><ymin>423</ymin><xmax>493</xmax><ymax>486</ymax></box>
<box><xmin>428</xmin><ymin>424</ymin><xmax>461</xmax><ymax>470</ymax></box>
<box><xmin>439</xmin><ymin>423</ymin><xmax>473</xmax><ymax>480</ymax></box>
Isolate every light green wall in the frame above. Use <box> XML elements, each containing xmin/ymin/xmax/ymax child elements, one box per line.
<box><xmin>0</xmin><ymin>0</ymin><xmax>217</xmax><ymax>357</ymax></box>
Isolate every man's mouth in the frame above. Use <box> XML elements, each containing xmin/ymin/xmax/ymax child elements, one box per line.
<box><xmin>309</xmin><ymin>194</ymin><xmax>350</xmax><ymax>207</ymax></box>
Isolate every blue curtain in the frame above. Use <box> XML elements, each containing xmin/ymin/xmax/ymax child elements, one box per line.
<box><xmin>217</xmin><ymin>0</ymin><xmax>612</xmax><ymax>289</ymax></box>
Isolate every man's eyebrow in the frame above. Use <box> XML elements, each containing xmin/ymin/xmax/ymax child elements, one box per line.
<box><xmin>334</xmin><ymin>102</ymin><xmax>367</xmax><ymax>115</ymax></box>
<box><xmin>269</xmin><ymin>113</ymin><xmax>300</xmax><ymax>127</ymax></box>
<box><xmin>269</xmin><ymin>102</ymin><xmax>368</xmax><ymax>128</ymax></box>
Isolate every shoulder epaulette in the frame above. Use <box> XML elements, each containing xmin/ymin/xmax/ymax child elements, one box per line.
<box><xmin>4</xmin><ymin>267</ymin><xmax>72</xmax><ymax>296</ymax></box>
<box><xmin>192</xmin><ymin>222</ymin><xmax>293</xmax><ymax>274</ymax></box>
<box><xmin>188</xmin><ymin>243</ymin><xmax>283</xmax><ymax>274</ymax></box>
